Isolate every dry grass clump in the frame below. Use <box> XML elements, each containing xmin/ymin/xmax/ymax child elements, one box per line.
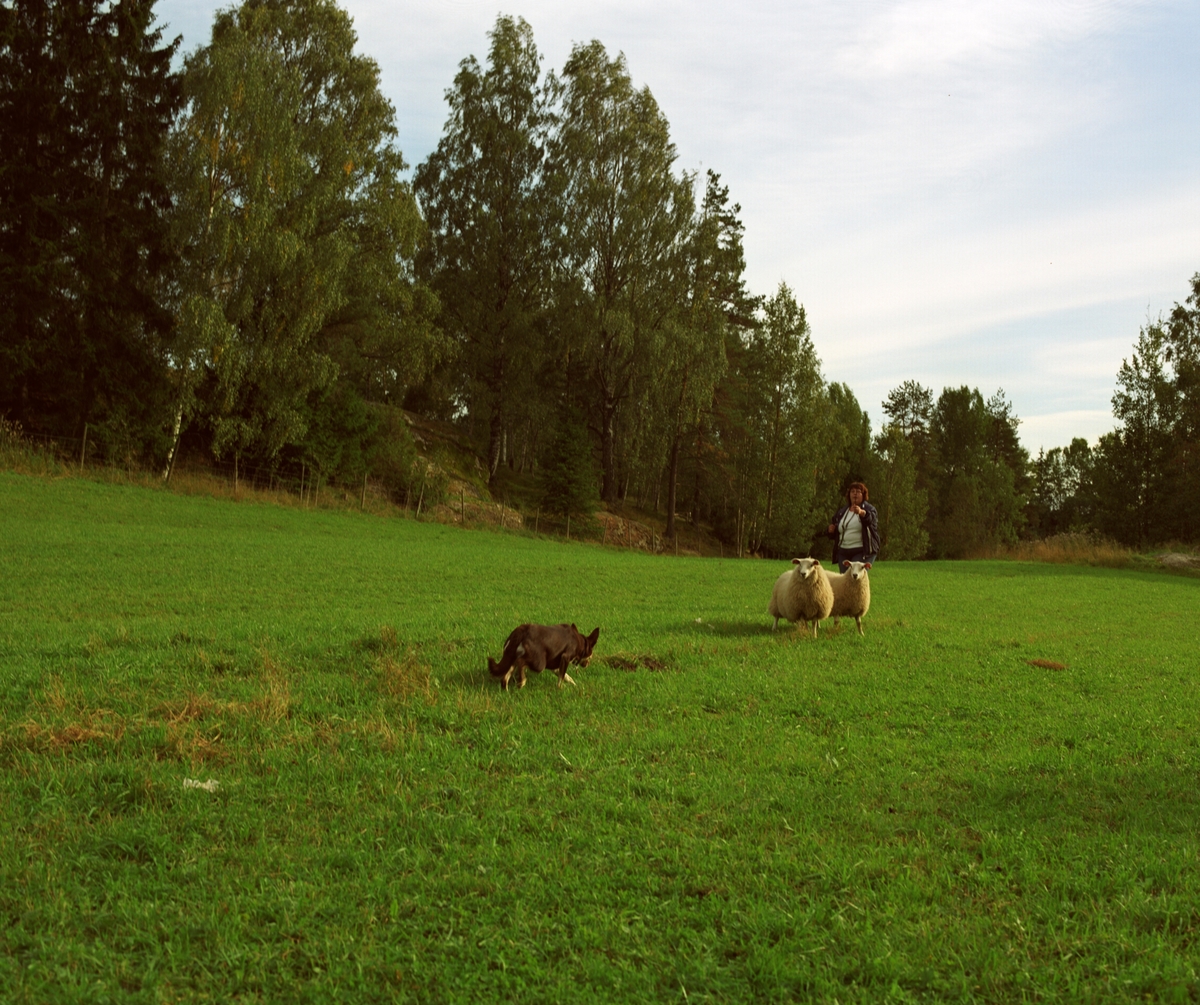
<box><xmin>21</xmin><ymin>719</ymin><xmax>122</xmax><ymax>749</ymax></box>
<box><xmin>0</xmin><ymin>418</ymin><xmax>65</xmax><ymax>476</ymax></box>
<box><xmin>986</xmin><ymin>532</ymin><xmax>1132</xmax><ymax>566</ymax></box>
<box><xmin>360</xmin><ymin>626</ymin><xmax>434</xmax><ymax>700</ymax></box>
<box><xmin>377</xmin><ymin>648</ymin><xmax>433</xmax><ymax>699</ymax></box>
<box><xmin>160</xmin><ymin>723</ymin><xmax>227</xmax><ymax>765</ymax></box>
<box><xmin>602</xmin><ymin>652</ymin><xmax>673</xmax><ymax>672</ymax></box>
<box><xmin>250</xmin><ymin>649</ymin><xmax>293</xmax><ymax>722</ymax></box>
<box><xmin>154</xmin><ymin>693</ymin><xmax>221</xmax><ymax>723</ymax></box>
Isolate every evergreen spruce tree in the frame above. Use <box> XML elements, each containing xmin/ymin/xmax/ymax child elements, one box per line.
<box><xmin>538</xmin><ymin>412</ymin><xmax>598</xmax><ymax>531</ymax></box>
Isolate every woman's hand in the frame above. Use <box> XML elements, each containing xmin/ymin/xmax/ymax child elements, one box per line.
<box><xmin>827</xmin><ymin>523</ymin><xmax>837</xmax><ymax>534</ymax></box>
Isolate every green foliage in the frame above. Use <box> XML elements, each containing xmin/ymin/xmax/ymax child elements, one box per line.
<box><xmin>656</xmin><ymin>171</ymin><xmax>744</xmax><ymax>539</ymax></box>
<box><xmin>300</xmin><ymin>383</ymin><xmax>376</xmax><ymax>485</ymax></box>
<box><xmin>732</xmin><ymin>283</ymin><xmax>827</xmax><ymax>556</ymax></box>
<box><xmin>552</xmin><ymin>39</ymin><xmax>695</xmax><ymax>503</ymax></box>
<box><xmin>882</xmin><ymin>379</ymin><xmax>934</xmax><ymax>440</ymax></box>
<box><xmin>871</xmin><ymin>423</ymin><xmax>929</xmax><ymax>559</ymax></box>
<box><xmin>167</xmin><ymin>0</ymin><xmax>438</xmax><ymax>463</ymax></box>
<box><xmin>926</xmin><ymin>386</ymin><xmax>1028</xmax><ymax>557</ymax></box>
<box><xmin>538</xmin><ymin>410</ymin><xmax>598</xmax><ymax>524</ymax></box>
<box><xmin>0</xmin><ymin>0</ymin><xmax>181</xmax><ymax>452</ymax></box>
<box><xmin>365</xmin><ymin>406</ymin><xmax>448</xmax><ymax>509</ymax></box>
<box><xmin>1029</xmin><ymin>437</ymin><xmax>1094</xmax><ymax>537</ymax></box>
<box><xmin>1089</xmin><ymin>318</ymin><xmax>1186</xmax><ymax>546</ymax></box>
<box><xmin>2</xmin><ymin>473</ymin><xmax>1199</xmax><ymax>1002</ymax></box>
<box><xmin>0</xmin><ymin>417</ymin><xmax>64</xmax><ymax>475</ymax></box>
<box><xmin>414</xmin><ymin>15</ymin><xmax>553</xmax><ymax>485</ymax></box>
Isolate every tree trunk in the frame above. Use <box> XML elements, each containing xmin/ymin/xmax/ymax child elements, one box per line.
<box><xmin>488</xmin><ymin>408</ymin><xmax>503</xmax><ymax>484</ymax></box>
<box><xmin>664</xmin><ymin>436</ymin><xmax>681</xmax><ymax>540</ymax></box>
<box><xmin>163</xmin><ymin>401</ymin><xmax>184</xmax><ymax>481</ymax></box>
<box><xmin>600</xmin><ymin>390</ymin><xmax>618</xmax><ymax>503</ymax></box>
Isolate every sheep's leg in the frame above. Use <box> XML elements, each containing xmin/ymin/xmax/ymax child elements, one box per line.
<box><xmin>772</xmin><ymin>616</ymin><xmax>780</xmax><ymax>631</ymax></box>
<box><xmin>855</xmin><ymin>617</ymin><xmax>864</xmax><ymax>637</ymax></box>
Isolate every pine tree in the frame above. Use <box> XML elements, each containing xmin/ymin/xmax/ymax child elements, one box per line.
<box><xmin>0</xmin><ymin>0</ymin><xmax>181</xmax><ymax>453</ymax></box>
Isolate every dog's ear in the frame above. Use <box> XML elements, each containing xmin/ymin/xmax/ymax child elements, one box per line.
<box><xmin>570</xmin><ymin>623</ymin><xmax>578</xmax><ymax>631</ymax></box>
<box><xmin>587</xmin><ymin>627</ymin><xmax>600</xmax><ymax>646</ymax></box>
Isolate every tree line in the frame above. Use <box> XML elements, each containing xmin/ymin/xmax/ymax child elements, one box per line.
<box><xmin>2</xmin><ymin>0</ymin><xmax>1197</xmax><ymax>554</ymax></box>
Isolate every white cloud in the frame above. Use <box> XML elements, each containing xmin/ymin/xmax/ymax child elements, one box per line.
<box><xmin>1020</xmin><ymin>409</ymin><xmax>1116</xmax><ymax>452</ymax></box>
<box><xmin>155</xmin><ymin>0</ymin><xmax>1200</xmax><ymax>451</ymax></box>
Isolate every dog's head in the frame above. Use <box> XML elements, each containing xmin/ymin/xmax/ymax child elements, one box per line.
<box><xmin>571</xmin><ymin>624</ymin><xmax>601</xmax><ymax>665</ymax></box>
<box><xmin>791</xmin><ymin>557</ymin><xmax>821</xmax><ymax>580</ymax></box>
<box><xmin>844</xmin><ymin>561</ymin><xmax>871</xmax><ymax>581</ymax></box>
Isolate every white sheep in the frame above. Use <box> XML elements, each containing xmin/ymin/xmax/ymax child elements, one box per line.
<box><xmin>826</xmin><ymin>561</ymin><xmax>871</xmax><ymax>636</ymax></box>
<box><xmin>768</xmin><ymin>557</ymin><xmax>834</xmax><ymax>637</ymax></box>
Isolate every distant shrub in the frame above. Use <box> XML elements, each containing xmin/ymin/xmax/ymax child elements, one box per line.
<box><xmin>370</xmin><ymin>408</ymin><xmax>448</xmax><ymax>511</ymax></box>
<box><xmin>538</xmin><ymin>411</ymin><xmax>598</xmax><ymax>531</ymax></box>
<box><xmin>0</xmin><ymin>418</ymin><xmax>64</xmax><ymax>475</ymax></box>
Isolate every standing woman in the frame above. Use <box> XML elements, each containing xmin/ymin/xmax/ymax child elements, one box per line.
<box><xmin>827</xmin><ymin>481</ymin><xmax>880</xmax><ymax>571</ymax></box>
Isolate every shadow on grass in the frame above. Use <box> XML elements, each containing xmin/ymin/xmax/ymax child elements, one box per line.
<box><xmin>705</xmin><ymin>620</ymin><xmax>791</xmax><ymax>638</ymax></box>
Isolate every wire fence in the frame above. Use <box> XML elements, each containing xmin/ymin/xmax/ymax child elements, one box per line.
<box><xmin>6</xmin><ymin>423</ymin><xmax>372</xmax><ymax>509</ymax></box>
<box><xmin>4</xmin><ymin>420</ymin><xmax>717</xmax><ymax>554</ymax></box>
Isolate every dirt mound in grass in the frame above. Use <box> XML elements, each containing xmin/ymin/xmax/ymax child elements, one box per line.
<box><xmin>1157</xmin><ymin>552</ymin><xmax>1200</xmax><ymax>569</ymax></box>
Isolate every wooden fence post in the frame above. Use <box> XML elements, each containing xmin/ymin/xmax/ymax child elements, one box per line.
<box><xmin>79</xmin><ymin>423</ymin><xmax>88</xmax><ymax>474</ymax></box>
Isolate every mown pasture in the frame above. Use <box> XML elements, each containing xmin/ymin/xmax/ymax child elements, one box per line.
<box><xmin>1</xmin><ymin>472</ymin><xmax>1197</xmax><ymax>1003</ymax></box>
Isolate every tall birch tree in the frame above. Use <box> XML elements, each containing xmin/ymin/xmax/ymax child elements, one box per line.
<box><xmin>414</xmin><ymin>15</ymin><xmax>552</xmax><ymax>486</ymax></box>
<box><xmin>167</xmin><ymin>0</ymin><xmax>435</xmax><ymax>466</ymax></box>
<box><xmin>552</xmin><ymin>40</ymin><xmax>693</xmax><ymax>503</ymax></box>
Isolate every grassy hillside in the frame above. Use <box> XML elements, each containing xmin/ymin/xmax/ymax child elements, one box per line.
<box><xmin>1</xmin><ymin>472</ymin><xmax>1197</xmax><ymax>1003</ymax></box>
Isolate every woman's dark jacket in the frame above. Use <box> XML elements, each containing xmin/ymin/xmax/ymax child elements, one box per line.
<box><xmin>828</xmin><ymin>501</ymin><xmax>880</xmax><ymax>558</ymax></box>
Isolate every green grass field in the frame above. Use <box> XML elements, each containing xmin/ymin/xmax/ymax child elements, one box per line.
<box><xmin>2</xmin><ymin>472</ymin><xmax>1198</xmax><ymax>1003</ymax></box>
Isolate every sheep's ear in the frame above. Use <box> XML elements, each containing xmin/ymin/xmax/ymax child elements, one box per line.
<box><xmin>864</xmin><ymin>562</ymin><xmax>872</xmax><ymax>570</ymax></box>
<box><xmin>791</xmin><ymin>558</ymin><xmax>801</xmax><ymax>566</ymax></box>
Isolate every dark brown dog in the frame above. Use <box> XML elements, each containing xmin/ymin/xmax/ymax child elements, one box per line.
<box><xmin>488</xmin><ymin>623</ymin><xmax>601</xmax><ymax>690</ymax></box>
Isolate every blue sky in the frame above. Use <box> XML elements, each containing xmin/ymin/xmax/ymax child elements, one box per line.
<box><xmin>156</xmin><ymin>0</ymin><xmax>1200</xmax><ymax>453</ymax></box>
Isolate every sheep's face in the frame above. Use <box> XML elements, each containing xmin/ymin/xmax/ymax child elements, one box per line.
<box><xmin>791</xmin><ymin>557</ymin><xmax>821</xmax><ymax>580</ymax></box>
<box><xmin>845</xmin><ymin>561</ymin><xmax>871</xmax><ymax>581</ymax></box>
